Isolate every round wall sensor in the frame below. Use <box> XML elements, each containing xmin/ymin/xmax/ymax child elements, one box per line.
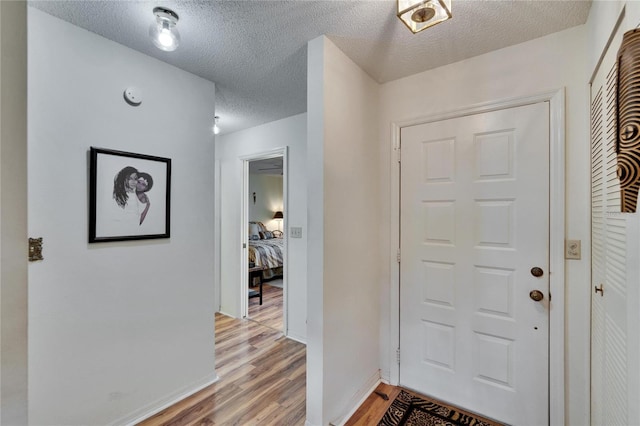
<box><xmin>123</xmin><ymin>87</ymin><xmax>142</xmax><ymax>106</ymax></box>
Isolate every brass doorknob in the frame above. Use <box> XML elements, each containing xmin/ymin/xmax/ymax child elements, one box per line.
<box><xmin>530</xmin><ymin>290</ymin><xmax>544</xmax><ymax>302</ymax></box>
<box><xmin>531</xmin><ymin>267</ymin><xmax>544</xmax><ymax>277</ymax></box>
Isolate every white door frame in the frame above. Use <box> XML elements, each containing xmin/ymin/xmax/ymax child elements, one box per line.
<box><xmin>1</xmin><ymin>1</ymin><xmax>29</xmax><ymax>422</ymax></box>
<box><xmin>388</xmin><ymin>89</ymin><xmax>566</xmax><ymax>424</ymax></box>
<box><xmin>239</xmin><ymin>147</ymin><xmax>288</xmax><ymax>332</ymax></box>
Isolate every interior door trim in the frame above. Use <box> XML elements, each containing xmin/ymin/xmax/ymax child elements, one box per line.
<box><xmin>387</xmin><ymin>89</ymin><xmax>566</xmax><ymax>425</ymax></box>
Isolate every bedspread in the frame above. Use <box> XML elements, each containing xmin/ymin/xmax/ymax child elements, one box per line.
<box><xmin>248</xmin><ymin>238</ymin><xmax>284</xmax><ymax>269</ymax></box>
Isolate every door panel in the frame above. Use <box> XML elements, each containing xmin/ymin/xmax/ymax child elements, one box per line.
<box><xmin>400</xmin><ymin>103</ymin><xmax>549</xmax><ymax>425</ymax></box>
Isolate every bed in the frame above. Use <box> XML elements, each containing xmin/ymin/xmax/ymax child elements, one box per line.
<box><xmin>248</xmin><ymin>221</ymin><xmax>284</xmax><ymax>280</ymax></box>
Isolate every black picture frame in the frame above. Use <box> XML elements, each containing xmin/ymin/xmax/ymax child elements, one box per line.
<box><xmin>89</xmin><ymin>147</ymin><xmax>171</xmax><ymax>243</ymax></box>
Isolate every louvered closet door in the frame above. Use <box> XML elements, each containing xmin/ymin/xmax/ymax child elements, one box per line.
<box><xmin>590</xmin><ymin>20</ymin><xmax>637</xmax><ymax>426</ymax></box>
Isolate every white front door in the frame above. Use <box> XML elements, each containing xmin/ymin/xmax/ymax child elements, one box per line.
<box><xmin>400</xmin><ymin>102</ymin><xmax>550</xmax><ymax>425</ymax></box>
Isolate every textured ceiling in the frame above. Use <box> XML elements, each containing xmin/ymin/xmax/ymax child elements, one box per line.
<box><xmin>29</xmin><ymin>0</ymin><xmax>591</xmax><ymax>135</ymax></box>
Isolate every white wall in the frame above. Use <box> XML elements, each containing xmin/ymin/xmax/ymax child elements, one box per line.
<box><xmin>378</xmin><ymin>26</ymin><xmax>590</xmax><ymax>425</ymax></box>
<box><xmin>248</xmin><ymin>173</ymin><xmax>283</xmax><ymax>227</ymax></box>
<box><xmin>587</xmin><ymin>1</ymin><xmax>640</xmax><ymax>78</ymax></box>
<box><xmin>28</xmin><ymin>9</ymin><xmax>216</xmax><ymax>425</ymax></box>
<box><xmin>0</xmin><ymin>1</ymin><xmax>28</xmax><ymax>424</ymax></box>
<box><xmin>306</xmin><ymin>36</ymin><xmax>325</xmax><ymax>425</ymax></box>
<box><xmin>586</xmin><ymin>1</ymin><xmax>624</xmax><ymax>79</ymax></box>
<box><xmin>306</xmin><ymin>36</ymin><xmax>381</xmax><ymax>426</ymax></box>
<box><xmin>216</xmin><ymin>113</ymin><xmax>307</xmax><ymax>342</ymax></box>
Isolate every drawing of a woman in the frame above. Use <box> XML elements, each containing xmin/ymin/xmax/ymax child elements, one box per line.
<box><xmin>135</xmin><ymin>172</ymin><xmax>153</xmax><ymax>225</ymax></box>
<box><xmin>113</xmin><ymin>166</ymin><xmax>138</xmax><ymax>209</ymax></box>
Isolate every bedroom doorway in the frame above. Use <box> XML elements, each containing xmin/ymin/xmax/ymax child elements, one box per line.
<box><xmin>242</xmin><ymin>150</ymin><xmax>287</xmax><ymax>334</ymax></box>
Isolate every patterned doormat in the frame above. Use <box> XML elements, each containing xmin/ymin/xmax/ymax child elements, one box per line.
<box><xmin>379</xmin><ymin>390</ymin><xmax>504</xmax><ymax>426</ymax></box>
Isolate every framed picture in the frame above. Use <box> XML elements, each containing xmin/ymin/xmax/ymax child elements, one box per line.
<box><xmin>89</xmin><ymin>147</ymin><xmax>171</xmax><ymax>243</ymax></box>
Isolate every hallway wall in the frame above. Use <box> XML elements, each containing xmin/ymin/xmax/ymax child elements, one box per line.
<box><xmin>216</xmin><ymin>113</ymin><xmax>308</xmax><ymax>343</ymax></box>
<box><xmin>306</xmin><ymin>36</ymin><xmax>381</xmax><ymax>426</ymax></box>
<box><xmin>28</xmin><ymin>9</ymin><xmax>216</xmax><ymax>425</ymax></box>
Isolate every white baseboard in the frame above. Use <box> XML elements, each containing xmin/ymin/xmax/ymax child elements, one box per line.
<box><xmin>330</xmin><ymin>370</ymin><xmax>381</xmax><ymax>426</ymax></box>
<box><xmin>109</xmin><ymin>372</ymin><xmax>219</xmax><ymax>426</ymax></box>
<box><xmin>286</xmin><ymin>330</ymin><xmax>307</xmax><ymax>345</ymax></box>
<box><xmin>217</xmin><ymin>310</ymin><xmax>236</xmax><ymax>319</ymax></box>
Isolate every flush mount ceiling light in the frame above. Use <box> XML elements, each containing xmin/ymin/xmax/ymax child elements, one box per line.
<box><xmin>397</xmin><ymin>0</ymin><xmax>452</xmax><ymax>34</ymax></box>
<box><xmin>149</xmin><ymin>6</ymin><xmax>180</xmax><ymax>51</ymax></box>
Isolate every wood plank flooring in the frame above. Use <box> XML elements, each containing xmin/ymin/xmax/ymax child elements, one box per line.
<box><xmin>138</xmin><ymin>312</ymin><xmax>305</xmax><ymax>426</ymax></box>
<box><xmin>248</xmin><ymin>283</ymin><xmax>283</xmax><ymax>331</ymax></box>
<box><xmin>345</xmin><ymin>383</ymin><xmax>401</xmax><ymax>426</ymax></box>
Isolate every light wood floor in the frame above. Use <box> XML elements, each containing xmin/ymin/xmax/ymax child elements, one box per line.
<box><xmin>138</xmin><ymin>309</ymin><xmax>305</xmax><ymax>425</ymax></box>
<box><xmin>345</xmin><ymin>383</ymin><xmax>401</xmax><ymax>425</ymax></box>
<box><xmin>248</xmin><ymin>283</ymin><xmax>283</xmax><ymax>331</ymax></box>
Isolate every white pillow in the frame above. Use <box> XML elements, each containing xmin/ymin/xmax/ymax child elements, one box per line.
<box><xmin>249</xmin><ymin>223</ymin><xmax>260</xmax><ymax>239</ymax></box>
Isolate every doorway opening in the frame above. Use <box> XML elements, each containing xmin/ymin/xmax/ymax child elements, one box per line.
<box><xmin>242</xmin><ymin>150</ymin><xmax>287</xmax><ymax>333</ymax></box>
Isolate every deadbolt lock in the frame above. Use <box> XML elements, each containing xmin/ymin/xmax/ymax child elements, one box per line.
<box><xmin>531</xmin><ymin>267</ymin><xmax>544</xmax><ymax>277</ymax></box>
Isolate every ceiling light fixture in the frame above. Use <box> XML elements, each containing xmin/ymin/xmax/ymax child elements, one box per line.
<box><xmin>149</xmin><ymin>7</ymin><xmax>180</xmax><ymax>51</ymax></box>
<box><xmin>213</xmin><ymin>116</ymin><xmax>220</xmax><ymax>135</ymax></box>
<box><xmin>397</xmin><ymin>0</ymin><xmax>452</xmax><ymax>34</ymax></box>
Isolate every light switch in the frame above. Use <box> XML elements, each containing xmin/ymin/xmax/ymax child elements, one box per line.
<box><xmin>565</xmin><ymin>240</ymin><xmax>581</xmax><ymax>260</ymax></box>
<box><xmin>290</xmin><ymin>227</ymin><xmax>303</xmax><ymax>238</ymax></box>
